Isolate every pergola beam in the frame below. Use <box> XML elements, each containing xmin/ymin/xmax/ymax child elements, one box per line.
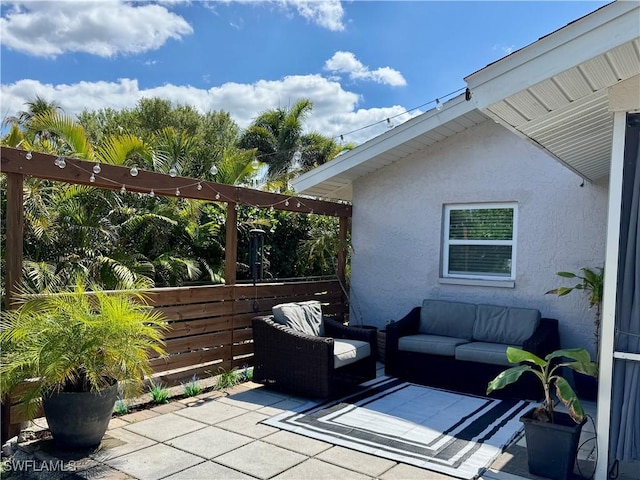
<box><xmin>0</xmin><ymin>148</ymin><xmax>351</xmax><ymax>217</ymax></box>
<box><xmin>5</xmin><ymin>173</ymin><xmax>24</xmax><ymax>309</ymax></box>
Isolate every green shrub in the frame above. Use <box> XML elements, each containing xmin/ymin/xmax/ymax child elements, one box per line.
<box><xmin>182</xmin><ymin>375</ymin><xmax>201</xmax><ymax>397</ymax></box>
<box><xmin>114</xmin><ymin>398</ymin><xmax>130</xmax><ymax>415</ymax></box>
<box><xmin>148</xmin><ymin>382</ymin><xmax>169</xmax><ymax>404</ymax></box>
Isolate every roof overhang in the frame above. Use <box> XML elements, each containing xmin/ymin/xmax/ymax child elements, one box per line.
<box><xmin>465</xmin><ymin>1</ymin><xmax>640</xmax><ymax>182</ymax></box>
<box><xmin>293</xmin><ymin>95</ymin><xmax>488</xmax><ymax>200</ymax></box>
<box><xmin>293</xmin><ymin>1</ymin><xmax>640</xmax><ymax>200</ymax></box>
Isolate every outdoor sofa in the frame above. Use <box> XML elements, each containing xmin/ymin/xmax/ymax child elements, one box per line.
<box><xmin>252</xmin><ymin>301</ymin><xmax>377</xmax><ymax>398</ymax></box>
<box><xmin>385</xmin><ymin>299</ymin><xmax>560</xmax><ymax>400</ymax></box>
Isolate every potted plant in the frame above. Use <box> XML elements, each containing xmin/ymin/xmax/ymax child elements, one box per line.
<box><xmin>487</xmin><ymin>347</ymin><xmax>598</xmax><ymax>480</ymax></box>
<box><xmin>546</xmin><ymin>267</ymin><xmax>603</xmax><ymax>399</ymax></box>
<box><xmin>0</xmin><ymin>281</ymin><xmax>167</xmax><ymax>449</ymax></box>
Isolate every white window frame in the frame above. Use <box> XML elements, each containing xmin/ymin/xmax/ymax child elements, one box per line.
<box><xmin>442</xmin><ymin>202</ymin><xmax>517</xmax><ymax>282</ymax></box>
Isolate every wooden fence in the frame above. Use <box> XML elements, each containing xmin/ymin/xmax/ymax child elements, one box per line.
<box><xmin>1</xmin><ymin>279</ymin><xmax>346</xmax><ymax>441</ymax></box>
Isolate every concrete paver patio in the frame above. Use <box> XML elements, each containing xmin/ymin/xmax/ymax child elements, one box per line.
<box><xmin>6</xmin><ymin>367</ymin><xmax>609</xmax><ymax>480</ymax></box>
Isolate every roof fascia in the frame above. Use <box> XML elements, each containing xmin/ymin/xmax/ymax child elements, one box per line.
<box><xmin>293</xmin><ymin>94</ymin><xmax>475</xmax><ymax>194</ymax></box>
<box><xmin>465</xmin><ymin>1</ymin><xmax>639</xmax><ymax>109</ymax></box>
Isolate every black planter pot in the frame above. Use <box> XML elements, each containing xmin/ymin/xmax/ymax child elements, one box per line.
<box><xmin>42</xmin><ymin>381</ymin><xmax>118</xmax><ymax>449</ymax></box>
<box><xmin>520</xmin><ymin>408</ymin><xmax>586</xmax><ymax>480</ymax></box>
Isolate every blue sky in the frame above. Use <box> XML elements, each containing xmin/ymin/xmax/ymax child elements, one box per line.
<box><xmin>1</xmin><ymin>1</ymin><xmax>608</xmax><ymax>145</ymax></box>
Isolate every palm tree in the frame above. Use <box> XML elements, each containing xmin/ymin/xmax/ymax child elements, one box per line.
<box><xmin>238</xmin><ymin>99</ymin><xmax>347</xmax><ymax>183</ymax></box>
<box><xmin>238</xmin><ymin>99</ymin><xmax>312</xmax><ymax>180</ymax></box>
<box><xmin>5</xmin><ymin>95</ymin><xmax>62</xmax><ymax>128</ymax></box>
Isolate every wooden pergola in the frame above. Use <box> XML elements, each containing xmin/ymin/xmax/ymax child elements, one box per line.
<box><xmin>1</xmin><ymin>146</ymin><xmax>353</xmax><ymax>441</ymax></box>
<box><xmin>1</xmin><ymin>147</ymin><xmax>352</xmax><ymax>307</ymax></box>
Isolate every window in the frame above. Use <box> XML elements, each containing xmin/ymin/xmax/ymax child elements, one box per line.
<box><xmin>442</xmin><ymin>203</ymin><xmax>517</xmax><ymax>281</ymax></box>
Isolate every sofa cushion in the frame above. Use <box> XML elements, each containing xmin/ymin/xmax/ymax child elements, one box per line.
<box><xmin>272</xmin><ymin>300</ymin><xmax>325</xmax><ymax>336</ymax></box>
<box><xmin>473</xmin><ymin>304</ymin><xmax>541</xmax><ymax>345</ymax></box>
<box><xmin>419</xmin><ymin>300</ymin><xmax>477</xmax><ymax>340</ymax></box>
<box><xmin>398</xmin><ymin>334</ymin><xmax>470</xmax><ymax>357</ymax></box>
<box><xmin>455</xmin><ymin>341</ymin><xmax>514</xmax><ymax>366</ymax></box>
<box><xmin>334</xmin><ymin>339</ymin><xmax>371</xmax><ymax>368</ymax></box>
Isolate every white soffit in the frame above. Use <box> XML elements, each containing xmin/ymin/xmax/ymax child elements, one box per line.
<box><xmin>483</xmin><ymin>38</ymin><xmax>639</xmax><ymax>181</ymax></box>
<box><xmin>293</xmin><ymin>95</ymin><xmax>488</xmax><ymax>201</ymax></box>
<box><xmin>467</xmin><ymin>2</ymin><xmax>640</xmax><ymax>182</ymax></box>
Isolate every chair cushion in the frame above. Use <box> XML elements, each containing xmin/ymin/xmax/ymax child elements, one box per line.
<box><xmin>473</xmin><ymin>304</ymin><xmax>541</xmax><ymax>345</ymax></box>
<box><xmin>455</xmin><ymin>341</ymin><xmax>515</xmax><ymax>366</ymax></box>
<box><xmin>398</xmin><ymin>334</ymin><xmax>470</xmax><ymax>357</ymax></box>
<box><xmin>419</xmin><ymin>300</ymin><xmax>477</xmax><ymax>340</ymax></box>
<box><xmin>272</xmin><ymin>300</ymin><xmax>325</xmax><ymax>336</ymax></box>
<box><xmin>334</xmin><ymin>339</ymin><xmax>371</xmax><ymax>368</ymax></box>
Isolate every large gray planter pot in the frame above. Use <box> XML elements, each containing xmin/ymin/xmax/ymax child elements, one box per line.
<box><xmin>42</xmin><ymin>381</ymin><xmax>118</xmax><ymax>449</ymax></box>
<box><xmin>520</xmin><ymin>408</ymin><xmax>586</xmax><ymax>480</ymax></box>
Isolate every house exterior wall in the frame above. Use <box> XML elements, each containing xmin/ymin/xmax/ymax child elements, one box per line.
<box><xmin>349</xmin><ymin>119</ymin><xmax>609</xmax><ymax>354</ymax></box>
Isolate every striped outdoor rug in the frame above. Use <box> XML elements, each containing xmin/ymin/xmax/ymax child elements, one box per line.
<box><xmin>263</xmin><ymin>376</ymin><xmax>532</xmax><ymax>479</ymax></box>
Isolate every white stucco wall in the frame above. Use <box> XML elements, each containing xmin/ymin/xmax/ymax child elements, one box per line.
<box><xmin>349</xmin><ymin>119</ymin><xmax>609</xmax><ymax>354</ymax></box>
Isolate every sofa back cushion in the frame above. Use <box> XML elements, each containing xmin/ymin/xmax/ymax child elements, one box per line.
<box><xmin>473</xmin><ymin>304</ymin><xmax>541</xmax><ymax>345</ymax></box>
<box><xmin>272</xmin><ymin>300</ymin><xmax>325</xmax><ymax>336</ymax></box>
<box><xmin>419</xmin><ymin>300</ymin><xmax>477</xmax><ymax>340</ymax></box>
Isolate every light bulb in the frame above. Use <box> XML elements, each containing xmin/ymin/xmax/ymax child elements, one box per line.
<box><xmin>234</xmin><ymin>203</ymin><xmax>240</xmax><ymax>210</ymax></box>
<box><xmin>386</xmin><ymin>118</ymin><xmax>393</xmax><ymax>129</ymax></box>
<box><xmin>25</xmin><ymin>151</ymin><xmax>32</xmax><ymax>160</ymax></box>
<box><xmin>175</xmin><ymin>188</ymin><xmax>180</xmax><ymax>196</ymax></box>
<box><xmin>90</xmin><ymin>173</ymin><xmax>96</xmax><ymax>183</ymax></box>
<box><xmin>296</xmin><ymin>201</ymin><xmax>301</xmax><ymax>208</ymax></box>
<box><xmin>292</xmin><ymin>150</ymin><xmax>302</xmax><ymax>162</ymax></box>
<box><xmin>169</xmin><ymin>166</ymin><xmax>178</xmax><ymax>177</ymax></box>
<box><xmin>130</xmin><ymin>166</ymin><xmax>139</xmax><ymax>177</ymax></box>
<box><xmin>120</xmin><ymin>184</ymin><xmax>126</xmax><ymax>194</ymax></box>
<box><xmin>57</xmin><ymin>156</ymin><xmax>66</xmax><ymax>168</ymax></box>
<box><xmin>197</xmin><ymin>183</ymin><xmax>203</xmax><ymax>191</ymax></box>
<box><xmin>93</xmin><ymin>163</ymin><xmax>102</xmax><ymax>174</ymax></box>
<box><xmin>251</xmin><ymin>158</ymin><xmax>260</xmax><ymax>169</ymax></box>
<box><xmin>149</xmin><ymin>189</ymin><xmax>155</xmax><ymax>197</ymax></box>
<box><xmin>215</xmin><ymin>192</ymin><xmax>220</xmax><ymax>200</ymax></box>
<box><xmin>285</xmin><ymin>199</ymin><xmax>289</xmax><ymax>207</ymax></box>
<box><xmin>435</xmin><ymin>98</ymin><xmax>443</xmax><ymax>111</ymax></box>
<box><xmin>209</xmin><ymin>165</ymin><xmax>218</xmax><ymax>176</ymax></box>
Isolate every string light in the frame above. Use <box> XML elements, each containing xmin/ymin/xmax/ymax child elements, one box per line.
<box><xmin>130</xmin><ymin>165</ymin><xmax>139</xmax><ymax>177</ymax></box>
<box><xmin>169</xmin><ymin>166</ymin><xmax>178</xmax><ymax>177</ymax></box>
<box><xmin>175</xmin><ymin>188</ymin><xmax>180</xmax><ymax>196</ymax></box>
<box><xmin>215</xmin><ymin>192</ymin><xmax>220</xmax><ymax>200</ymax></box>
<box><xmin>435</xmin><ymin>98</ymin><xmax>443</xmax><ymax>111</ymax></box>
<box><xmin>386</xmin><ymin>118</ymin><xmax>393</xmax><ymax>129</ymax></box>
<box><xmin>296</xmin><ymin>201</ymin><xmax>301</xmax><ymax>208</ymax></box>
<box><xmin>55</xmin><ymin>156</ymin><xmax>66</xmax><ymax>168</ymax></box>
<box><xmin>120</xmin><ymin>184</ymin><xmax>126</xmax><ymax>194</ymax></box>
<box><xmin>209</xmin><ymin>165</ymin><xmax>218</xmax><ymax>176</ymax></box>
<box><xmin>25</xmin><ymin>151</ymin><xmax>32</xmax><ymax>160</ymax></box>
<box><xmin>197</xmin><ymin>183</ymin><xmax>202</xmax><ymax>191</ymax></box>
<box><xmin>285</xmin><ymin>199</ymin><xmax>289</xmax><ymax>207</ymax></box>
<box><xmin>333</xmin><ymin>86</ymin><xmax>465</xmax><ymax>141</ymax></box>
<box><xmin>93</xmin><ymin>164</ymin><xmax>101</xmax><ymax>174</ymax></box>
<box><xmin>90</xmin><ymin>173</ymin><xmax>96</xmax><ymax>182</ymax></box>
<box><xmin>234</xmin><ymin>203</ymin><xmax>240</xmax><ymax>210</ymax></box>
<box><xmin>149</xmin><ymin>189</ymin><xmax>155</xmax><ymax>197</ymax></box>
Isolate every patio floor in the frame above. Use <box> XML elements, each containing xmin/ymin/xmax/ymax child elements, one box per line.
<box><xmin>3</xmin><ymin>365</ymin><xmax>610</xmax><ymax>480</ymax></box>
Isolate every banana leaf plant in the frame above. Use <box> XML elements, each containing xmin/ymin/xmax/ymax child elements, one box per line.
<box><xmin>487</xmin><ymin>347</ymin><xmax>598</xmax><ymax>424</ymax></box>
<box><xmin>546</xmin><ymin>267</ymin><xmax>604</xmax><ymax>357</ymax></box>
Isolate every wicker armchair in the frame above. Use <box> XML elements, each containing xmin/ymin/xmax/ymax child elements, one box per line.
<box><xmin>252</xmin><ymin>316</ymin><xmax>377</xmax><ymax>398</ymax></box>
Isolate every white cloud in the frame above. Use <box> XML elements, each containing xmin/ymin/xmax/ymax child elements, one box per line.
<box><xmin>1</xmin><ymin>76</ymin><xmax>419</xmax><ymax>145</ymax></box>
<box><xmin>228</xmin><ymin>0</ymin><xmax>345</xmax><ymax>31</ymax></box>
<box><xmin>286</xmin><ymin>0</ymin><xmax>345</xmax><ymax>32</ymax></box>
<box><xmin>324</xmin><ymin>51</ymin><xmax>407</xmax><ymax>86</ymax></box>
<box><xmin>0</xmin><ymin>1</ymin><xmax>193</xmax><ymax>58</ymax></box>
<box><xmin>493</xmin><ymin>44</ymin><xmax>516</xmax><ymax>55</ymax></box>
